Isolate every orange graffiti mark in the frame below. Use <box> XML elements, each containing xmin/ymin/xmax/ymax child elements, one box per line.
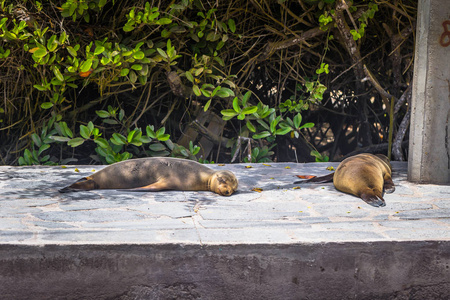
<box><xmin>439</xmin><ymin>20</ymin><xmax>450</xmax><ymax>47</ymax></box>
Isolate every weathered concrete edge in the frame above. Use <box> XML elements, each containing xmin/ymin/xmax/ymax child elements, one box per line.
<box><xmin>1</xmin><ymin>241</ymin><xmax>449</xmax><ymax>300</ymax></box>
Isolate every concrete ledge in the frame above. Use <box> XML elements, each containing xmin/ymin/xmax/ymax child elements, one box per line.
<box><xmin>1</xmin><ymin>162</ymin><xmax>449</xmax><ymax>299</ymax></box>
<box><xmin>1</xmin><ymin>242</ymin><xmax>450</xmax><ymax>299</ymax></box>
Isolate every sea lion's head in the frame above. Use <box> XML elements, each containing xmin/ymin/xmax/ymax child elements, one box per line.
<box><xmin>209</xmin><ymin>170</ymin><xmax>239</xmax><ymax>196</ymax></box>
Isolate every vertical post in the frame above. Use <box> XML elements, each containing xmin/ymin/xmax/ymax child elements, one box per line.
<box><xmin>408</xmin><ymin>0</ymin><xmax>450</xmax><ymax>184</ymax></box>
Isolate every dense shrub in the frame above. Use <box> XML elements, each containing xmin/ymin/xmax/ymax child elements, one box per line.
<box><xmin>0</xmin><ymin>0</ymin><xmax>416</xmax><ymax>165</ymax></box>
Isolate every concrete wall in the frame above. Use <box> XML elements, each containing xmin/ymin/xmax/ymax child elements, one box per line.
<box><xmin>409</xmin><ymin>0</ymin><xmax>450</xmax><ymax>183</ymax></box>
<box><xmin>1</xmin><ymin>242</ymin><xmax>450</xmax><ymax>299</ymax></box>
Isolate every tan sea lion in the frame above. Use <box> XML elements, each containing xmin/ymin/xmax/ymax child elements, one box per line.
<box><xmin>295</xmin><ymin>153</ymin><xmax>395</xmax><ymax>207</ymax></box>
<box><xmin>59</xmin><ymin>157</ymin><xmax>238</xmax><ymax>196</ymax></box>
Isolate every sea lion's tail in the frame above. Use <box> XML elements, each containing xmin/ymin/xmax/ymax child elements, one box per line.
<box><xmin>59</xmin><ymin>177</ymin><xmax>96</xmax><ymax>193</ymax></box>
<box><xmin>294</xmin><ymin>173</ymin><xmax>334</xmax><ymax>184</ymax></box>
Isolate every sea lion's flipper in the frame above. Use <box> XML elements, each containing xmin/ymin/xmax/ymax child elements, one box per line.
<box><xmin>360</xmin><ymin>192</ymin><xmax>386</xmax><ymax>207</ymax></box>
<box><xmin>383</xmin><ymin>178</ymin><xmax>395</xmax><ymax>194</ymax></box>
<box><xmin>59</xmin><ymin>177</ymin><xmax>97</xmax><ymax>193</ymax></box>
<box><xmin>120</xmin><ymin>180</ymin><xmax>170</xmax><ymax>192</ymax></box>
<box><xmin>294</xmin><ymin>172</ymin><xmax>334</xmax><ymax>184</ymax></box>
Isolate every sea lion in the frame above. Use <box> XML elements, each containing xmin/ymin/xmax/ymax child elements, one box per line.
<box><xmin>59</xmin><ymin>157</ymin><xmax>238</xmax><ymax>196</ymax></box>
<box><xmin>296</xmin><ymin>153</ymin><xmax>395</xmax><ymax>207</ymax></box>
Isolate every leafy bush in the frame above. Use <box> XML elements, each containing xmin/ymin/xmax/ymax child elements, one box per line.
<box><xmin>0</xmin><ymin>0</ymin><xmax>416</xmax><ymax>165</ymax></box>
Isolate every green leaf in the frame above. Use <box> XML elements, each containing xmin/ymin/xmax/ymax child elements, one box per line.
<box><xmin>213</xmin><ymin>56</ymin><xmax>225</xmax><ymax>66</ymax></box>
<box><xmin>41</xmin><ymin>102</ymin><xmax>53</xmax><ymax>109</ymax></box>
<box><xmin>156</xmin><ymin>18</ymin><xmax>172</xmax><ymax>25</ymax></box>
<box><xmin>253</xmin><ymin>131</ymin><xmax>271</xmax><ymax>139</ymax></box>
<box><xmin>242</xmin><ymin>106</ymin><xmax>257</xmax><ymax>115</ymax></box>
<box><xmin>216</xmin><ymin>87</ymin><xmax>235</xmax><ymax>98</ymax></box>
<box><xmin>129</xmin><ymin>70</ymin><xmax>137</xmax><ymax>83</ymax></box>
<box><xmin>185</xmin><ymin>71</ymin><xmax>194</xmax><ymax>83</ymax></box>
<box><xmin>112</xmin><ymin>133</ymin><xmax>127</xmax><ymax>145</ymax></box>
<box><xmin>105</xmin><ymin>154</ymin><xmax>115</xmax><ymax>164</ymax></box>
<box><xmin>50</xmin><ymin>136</ymin><xmax>70</xmax><ymax>142</ymax></box>
<box><xmin>31</xmin><ymin>133</ymin><xmax>42</xmax><ymax>147</ymax></box>
<box><xmin>256</xmin><ymin>119</ymin><xmax>270</xmax><ymax>130</ymax></box>
<box><xmin>18</xmin><ymin>157</ymin><xmax>26</xmax><ymax>166</ymax></box>
<box><xmin>204</xmin><ymin>99</ymin><xmax>212</xmax><ymax>111</ymax></box>
<box><xmin>123</xmin><ymin>23</ymin><xmax>134</xmax><ymax>32</ymax></box>
<box><xmin>33</xmin><ymin>84</ymin><xmax>48</xmax><ymax>91</ymax></box>
<box><xmin>68</xmin><ymin>137</ymin><xmax>85</xmax><ymax>147</ymax></box>
<box><xmin>94</xmin><ymin>46</ymin><xmax>105</xmax><ymax>55</ymax></box>
<box><xmin>221</xmin><ymin>109</ymin><xmax>238</xmax><ymax>117</ymax></box>
<box><xmin>194</xmin><ymin>67</ymin><xmax>204</xmax><ymax>76</ymax></box>
<box><xmin>127</xmin><ymin>130</ymin><xmax>136</xmax><ymax>143</ymax></box>
<box><xmin>201</xmin><ymin>88</ymin><xmax>212</xmax><ymax>97</ymax></box>
<box><xmin>293</xmin><ymin>113</ymin><xmax>302</xmax><ymax>128</ymax></box>
<box><xmin>96</xmin><ymin>110</ymin><xmax>110</xmax><ymax>118</ymax></box>
<box><xmin>211</xmin><ymin>86</ymin><xmax>221</xmax><ymax>97</ymax></box>
<box><xmin>270</xmin><ymin>119</ymin><xmax>277</xmax><ymax>133</ymax></box>
<box><xmin>137</xmin><ymin>75</ymin><xmax>146</xmax><ymax>85</ymax></box>
<box><xmin>120</xmin><ymin>68</ymin><xmax>130</xmax><ymax>77</ymax></box>
<box><xmin>80</xmin><ymin>59</ymin><xmax>93</xmax><ymax>73</ymax></box>
<box><xmin>139</xmin><ymin>64</ymin><xmax>149</xmax><ymax>76</ymax></box>
<box><xmin>67</xmin><ymin>46</ymin><xmax>77</xmax><ymax>57</ymax></box>
<box><xmin>246</xmin><ymin>120</ymin><xmax>256</xmax><ymax>132</ymax></box>
<box><xmin>131</xmin><ymin>64</ymin><xmax>143</xmax><ymax>71</ymax></box>
<box><xmin>53</xmin><ymin>67</ymin><xmax>64</xmax><ymax>82</ymax></box>
<box><xmin>242</xmin><ymin>91</ymin><xmax>251</xmax><ymax>106</ymax></box>
<box><xmin>102</xmin><ymin>119</ymin><xmax>118</xmax><ymax>125</ymax></box>
<box><xmin>192</xmin><ymin>85</ymin><xmax>201</xmax><ymax>96</ymax></box>
<box><xmin>206</xmin><ymin>31</ymin><xmax>220</xmax><ymax>42</ymax></box>
<box><xmin>80</xmin><ymin>125</ymin><xmax>90</xmax><ymax>139</ymax></box>
<box><xmin>19</xmin><ymin>155</ymin><xmax>28</xmax><ymax>165</ymax></box>
<box><xmin>232</xmin><ymin>97</ymin><xmax>240</xmax><ymax>113</ymax></box>
<box><xmin>133</xmin><ymin>51</ymin><xmax>145</xmax><ymax>59</ymax></box>
<box><xmin>131</xmin><ymin>129</ymin><xmax>142</xmax><ymax>142</ymax></box>
<box><xmin>156</xmin><ymin>127</ymin><xmax>165</xmax><ymax>138</ymax></box>
<box><xmin>149</xmin><ymin>143</ymin><xmax>166</xmax><ymax>151</ymax></box>
<box><xmin>300</xmin><ymin>122</ymin><xmax>315</xmax><ymax>129</ymax></box>
<box><xmin>228</xmin><ymin>19</ymin><xmax>236</xmax><ymax>33</ymax></box>
<box><xmin>38</xmin><ymin>144</ymin><xmax>50</xmax><ymax>156</ymax></box>
<box><xmin>60</xmin><ymin>121</ymin><xmax>73</xmax><ymax>138</ymax></box>
<box><xmin>94</xmin><ymin>137</ymin><xmax>109</xmax><ymax>149</ymax></box>
<box><xmin>146</xmin><ymin>125</ymin><xmax>156</xmax><ymax>138</ymax></box>
<box><xmin>157</xmin><ymin>134</ymin><xmax>170</xmax><ymax>141</ymax></box>
<box><xmin>23</xmin><ymin>149</ymin><xmax>32</xmax><ymax>163</ymax></box>
<box><xmin>87</xmin><ymin>121</ymin><xmax>94</xmax><ymax>134</ymax></box>
<box><xmin>33</xmin><ymin>48</ymin><xmax>47</xmax><ymax>58</ymax></box>
<box><xmin>275</xmin><ymin>127</ymin><xmax>292</xmax><ymax>136</ymax></box>
<box><xmin>47</xmin><ymin>35</ymin><xmax>58</xmax><ymax>52</ymax></box>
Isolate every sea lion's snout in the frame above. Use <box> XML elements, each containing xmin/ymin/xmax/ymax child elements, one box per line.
<box><xmin>211</xmin><ymin>171</ymin><xmax>238</xmax><ymax>196</ymax></box>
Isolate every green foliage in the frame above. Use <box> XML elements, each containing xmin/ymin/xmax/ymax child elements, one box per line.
<box><xmin>243</xmin><ymin>146</ymin><xmax>275</xmax><ymax>163</ymax></box>
<box><xmin>310</xmin><ymin>150</ymin><xmax>329</xmax><ymax>162</ymax></box>
<box><xmin>59</xmin><ymin>107</ymin><xmax>197</xmax><ymax>164</ymax></box>
<box><xmin>220</xmin><ymin>90</ymin><xmax>317</xmax><ymax>161</ymax></box>
<box><xmin>2</xmin><ymin>0</ymin><xmax>403</xmax><ymax>165</ymax></box>
<box><xmin>18</xmin><ymin>114</ymin><xmax>70</xmax><ymax>165</ymax></box>
<box><xmin>61</xmin><ymin>0</ymin><xmax>108</xmax><ymax>22</ymax></box>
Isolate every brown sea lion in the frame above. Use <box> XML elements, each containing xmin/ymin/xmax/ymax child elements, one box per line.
<box><xmin>59</xmin><ymin>157</ymin><xmax>238</xmax><ymax>196</ymax></box>
<box><xmin>295</xmin><ymin>153</ymin><xmax>395</xmax><ymax>207</ymax></box>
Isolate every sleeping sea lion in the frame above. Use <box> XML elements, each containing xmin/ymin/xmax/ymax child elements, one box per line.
<box><xmin>59</xmin><ymin>157</ymin><xmax>238</xmax><ymax>196</ymax></box>
<box><xmin>296</xmin><ymin>153</ymin><xmax>395</xmax><ymax>207</ymax></box>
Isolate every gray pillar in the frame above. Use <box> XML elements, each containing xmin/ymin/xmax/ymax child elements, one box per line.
<box><xmin>408</xmin><ymin>0</ymin><xmax>450</xmax><ymax>184</ymax></box>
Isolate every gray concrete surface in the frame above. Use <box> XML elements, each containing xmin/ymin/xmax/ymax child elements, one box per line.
<box><xmin>409</xmin><ymin>0</ymin><xmax>450</xmax><ymax>184</ymax></box>
<box><xmin>1</xmin><ymin>161</ymin><xmax>450</xmax><ymax>299</ymax></box>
